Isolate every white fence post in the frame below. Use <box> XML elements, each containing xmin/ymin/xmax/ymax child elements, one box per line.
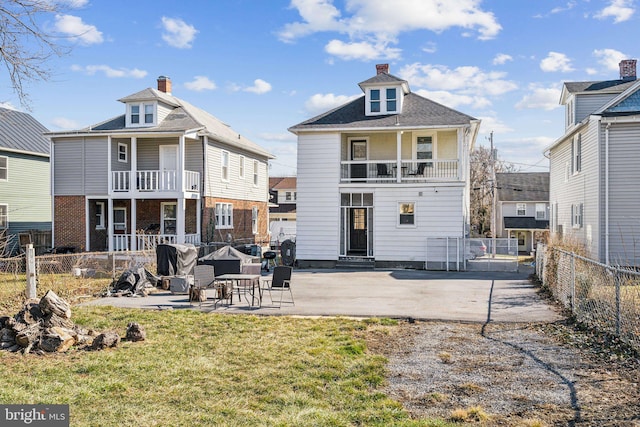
<box><xmin>25</xmin><ymin>243</ymin><xmax>37</xmax><ymax>299</ymax></box>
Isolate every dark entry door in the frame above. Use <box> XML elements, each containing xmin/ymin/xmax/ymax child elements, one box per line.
<box><xmin>349</xmin><ymin>208</ymin><xmax>367</xmax><ymax>254</ymax></box>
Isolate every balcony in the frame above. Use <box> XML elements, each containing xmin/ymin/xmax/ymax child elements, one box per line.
<box><xmin>112</xmin><ymin>170</ymin><xmax>200</xmax><ymax>193</ymax></box>
<box><xmin>113</xmin><ymin>233</ymin><xmax>201</xmax><ymax>251</ymax></box>
<box><xmin>340</xmin><ymin>159</ymin><xmax>459</xmax><ymax>184</ymax></box>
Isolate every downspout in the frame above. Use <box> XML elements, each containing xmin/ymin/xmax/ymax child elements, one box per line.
<box><xmin>605</xmin><ymin>122</ymin><xmax>611</xmax><ymax>265</ymax></box>
<box><xmin>50</xmin><ymin>140</ymin><xmax>55</xmax><ymax>248</ymax></box>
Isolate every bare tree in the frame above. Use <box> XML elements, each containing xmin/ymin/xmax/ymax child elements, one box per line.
<box><xmin>470</xmin><ymin>146</ymin><xmax>517</xmax><ymax>236</ymax></box>
<box><xmin>0</xmin><ymin>0</ymin><xmax>71</xmax><ymax>108</ymax></box>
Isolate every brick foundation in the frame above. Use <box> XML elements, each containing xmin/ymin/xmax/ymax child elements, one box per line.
<box><xmin>54</xmin><ymin>196</ymin><xmax>86</xmax><ymax>250</ymax></box>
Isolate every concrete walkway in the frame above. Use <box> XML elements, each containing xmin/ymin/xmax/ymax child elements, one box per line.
<box><xmin>84</xmin><ymin>267</ymin><xmax>562</xmax><ymax>323</ymax></box>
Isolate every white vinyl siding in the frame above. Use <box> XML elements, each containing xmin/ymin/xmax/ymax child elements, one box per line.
<box><xmin>575</xmin><ymin>93</ymin><xmax>617</xmax><ymax>124</ymax></box>
<box><xmin>296</xmin><ymin>133</ymin><xmax>341</xmax><ymax>261</ymax></box>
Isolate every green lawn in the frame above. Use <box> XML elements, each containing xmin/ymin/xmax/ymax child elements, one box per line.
<box><xmin>0</xmin><ymin>307</ymin><xmax>454</xmax><ymax>427</ymax></box>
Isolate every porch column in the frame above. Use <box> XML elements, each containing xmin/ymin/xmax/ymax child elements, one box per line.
<box><xmin>107</xmin><ymin>198</ymin><xmax>114</xmax><ymax>251</ymax></box>
<box><xmin>177</xmin><ymin>197</ymin><xmax>186</xmax><ymax>243</ymax></box>
<box><xmin>196</xmin><ymin>198</ymin><xmax>201</xmax><ymax>245</ymax></box>
<box><xmin>178</xmin><ymin>135</ymin><xmax>185</xmax><ymax>192</ymax></box>
<box><xmin>396</xmin><ymin>130</ymin><xmax>402</xmax><ymax>183</ymax></box>
<box><xmin>131</xmin><ymin>199</ymin><xmax>137</xmax><ymax>251</ymax></box>
<box><xmin>131</xmin><ymin>137</ymin><xmax>137</xmax><ymax>191</ymax></box>
<box><xmin>107</xmin><ymin>136</ymin><xmax>112</xmax><ymax>195</ymax></box>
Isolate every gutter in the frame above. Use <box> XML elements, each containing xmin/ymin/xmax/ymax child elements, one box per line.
<box><xmin>604</xmin><ymin>121</ymin><xmax>611</xmax><ymax>265</ymax></box>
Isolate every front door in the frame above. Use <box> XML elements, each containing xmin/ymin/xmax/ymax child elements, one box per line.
<box><xmin>349</xmin><ymin>208</ymin><xmax>367</xmax><ymax>255</ymax></box>
<box><xmin>159</xmin><ymin>145</ymin><xmax>178</xmax><ymax>190</ymax></box>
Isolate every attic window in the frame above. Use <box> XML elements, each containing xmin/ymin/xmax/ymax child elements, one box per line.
<box><xmin>367</xmin><ymin>87</ymin><xmax>400</xmax><ymax>115</ymax></box>
<box><xmin>386</xmin><ymin>88</ymin><xmax>397</xmax><ymax>112</ymax></box>
<box><xmin>128</xmin><ymin>102</ymin><xmax>156</xmax><ymax>127</ymax></box>
<box><xmin>370</xmin><ymin>89</ymin><xmax>380</xmax><ymax>113</ymax></box>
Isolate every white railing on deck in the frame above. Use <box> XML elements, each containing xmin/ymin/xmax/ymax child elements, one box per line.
<box><xmin>112</xmin><ymin>170</ymin><xmax>200</xmax><ymax>192</ymax></box>
<box><xmin>112</xmin><ymin>234</ymin><xmax>201</xmax><ymax>251</ymax></box>
<box><xmin>340</xmin><ymin>159</ymin><xmax>459</xmax><ymax>183</ymax></box>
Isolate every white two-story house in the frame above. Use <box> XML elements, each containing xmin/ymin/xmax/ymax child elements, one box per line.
<box><xmin>289</xmin><ymin>64</ymin><xmax>480</xmax><ymax>269</ymax></box>
<box><xmin>48</xmin><ymin>76</ymin><xmax>273</xmax><ymax>252</ymax></box>
<box><xmin>547</xmin><ymin>59</ymin><xmax>640</xmax><ymax>266</ymax></box>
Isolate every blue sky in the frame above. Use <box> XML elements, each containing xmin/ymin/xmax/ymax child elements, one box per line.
<box><xmin>2</xmin><ymin>0</ymin><xmax>638</xmax><ymax>176</ymax></box>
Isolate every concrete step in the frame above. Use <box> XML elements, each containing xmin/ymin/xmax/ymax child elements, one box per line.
<box><xmin>336</xmin><ymin>258</ymin><xmax>375</xmax><ymax>269</ymax></box>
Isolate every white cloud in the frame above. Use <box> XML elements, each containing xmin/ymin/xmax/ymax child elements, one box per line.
<box><xmin>244</xmin><ymin>79</ymin><xmax>272</xmax><ymax>94</ymax></box>
<box><xmin>399</xmin><ymin>63</ymin><xmax>518</xmax><ymax>98</ymax></box>
<box><xmin>422</xmin><ymin>42</ymin><xmax>437</xmax><ymax>54</ymax></box>
<box><xmin>540</xmin><ymin>52</ymin><xmax>574</xmax><ymax>72</ymax></box>
<box><xmin>57</xmin><ymin>0</ymin><xmax>89</xmax><ymax>7</ymax></box>
<box><xmin>51</xmin><ymin>117</ymin><xmax>80</xmax><ymax>129</ymax></box>
<box><xmin>304</xmin><ymin>93</ymin><xmax>359</xmax><ymax>115</ymax></box>
<box><xmin>414</xmin><ymin>89</ymin><xmax>491</xmax><ymax>109</ymax></box>
<box><xmin>594</xmin><ymin>0</ymin><xmax>635</xmax><ymax>23</ymax></box>
<box><xmin>475</xmin><ymin>114</ymin><xmax>513</xmax><ymax>135</ymax></box>
<box><xmin>161</xmin><ymin>17</ymin><xmax>198</xmax><ymax>49</ymax></box>
<box><xmin>278</xmin><ymin>0</ymin><xmax>501</xmax><ymax>60</ymax></box>
<box><xmin>492</xmin><ymin>53</ymin><xmax>513</xmax><ymax>65</ymax></box>
<box><xmin>184</xmin><ymin>76</ymin><xmax>216</xmax><ymax>91</ymax></box>
<box><xmin>593</xmin><ymin>48</ymin><xmax>627</xmax><ymax>71</ymax></box>
<box><xmin>71</xmin><ymin>64</ymin><xmax>147</xmax><ymax>78</ymax></box>
<box><xmin>54</xmin><ymin>14</ymin><xmax>103</xmax><ymax>45</ymax></box>
<box><xmin>324</xmin><ymin>39</ymin><xmax>401</xmax><ymax>60</ymax></box>
<box><xmin>0</xmin><ymin>102</ymin><xmax>17</xmax><ymax>110</ymax></box>
<box><xmin>515</xmin><ymin>84</ymin><xmax>562</xmax><ymax>111</ymax></box>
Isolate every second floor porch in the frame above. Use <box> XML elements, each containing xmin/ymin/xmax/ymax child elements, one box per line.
<box><xmin>111</xmin><ymin>170</ymin><xmax>200</xmax><ymax>194</ymax></box>
<box><xmin>341</xmin><ymin>159</ymin><xmax>459</xmax><ymax>183</ymax></box>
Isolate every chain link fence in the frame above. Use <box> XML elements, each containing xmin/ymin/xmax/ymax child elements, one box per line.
<box><xmin>0</xmin><ymin>250</ymin><xmax>156</xmax><ymax>314</ymax></box>
<box><xmin>536</xmin><ymin>243</ymin><xmax>640</xmax><ymax>353</ymax></box>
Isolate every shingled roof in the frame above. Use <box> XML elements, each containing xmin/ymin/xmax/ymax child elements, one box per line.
<box><xmin>289</xmin><ymin>92</ymin><xmax>476</xmax><ymax>132</ymax></box>
<box><xmin>496</xmin><ymin>172</ymin><xmax>549</xmax><ymax>202</ymax></box>
<box><xmin>0</xmin><ymin>107</ymin><xmax>50</xmax><ymax>156</ymax></box>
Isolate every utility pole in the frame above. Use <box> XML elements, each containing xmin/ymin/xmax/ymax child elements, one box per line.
<box><xmin>490</xmin><ymin>131</ymin><xmax>497</xmax><ymax>259</ymax></box>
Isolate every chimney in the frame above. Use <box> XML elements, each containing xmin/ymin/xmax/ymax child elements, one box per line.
<box><xmin>376</xmin><ymin>64</ymin><xmax>389</xmax><ymax>75</ymax></box>
<box><xmin>157</xmin><ymin>75</ymin><xmax>172</xmax><ymax>94</ymax></box>
<box><xmin>619</xmin><ymin>59</ymin><xmax>637</xmax><ymax>81</ymax></box>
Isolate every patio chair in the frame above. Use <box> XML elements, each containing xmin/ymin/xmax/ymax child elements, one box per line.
<box><xmin>409</xmin><ymin>162</ymin><xmax>426</xmax><ymax>177</ymax></box>
<box><xmin>376</xmin><ymin>163</ymin><xmax>393</xmax><ymax>180</ymax></box>
<box><xmin>262</xmin><ymin>266</ymin><xmax>294</xmax><ymax>308</ymax></box>
<box><xmin>190</xmin><ymin>264</ymin><xmax>214</xmax><ymax>306</ymax></box>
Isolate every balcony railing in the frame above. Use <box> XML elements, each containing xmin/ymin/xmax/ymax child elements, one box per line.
<box><xmin>112</xmin><ymin>170</ymin><xmax>200</xmax><ymax>193</ymax></box>
<box><xmin>113</xmin><ymin>233</ymin><xmax>201</xmax><ymax>251</ymax></box>
<box><xmin>340</xmin><ymin>159</ymin><xmax>459</xmax><ymax>183</ymax></box>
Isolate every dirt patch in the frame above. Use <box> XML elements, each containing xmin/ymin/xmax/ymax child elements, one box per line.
<box><xmin>367</xmin><ymin>319</ymin><xmax>640</xmax><ymax>426</ymax></box>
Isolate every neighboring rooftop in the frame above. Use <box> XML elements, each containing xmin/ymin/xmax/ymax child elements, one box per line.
<box><xmin>496</xmin><ymin>172</ymin><xmax>549</xmax><ymax>202</ymax></box>
<box><xmin>269</xmin><ymin>176</ymin><xmax>297</xmax><ymax>190</ymax></box>
<box><xmin>0</xmin><ymin>107</ymin><xmax>50</xmax><ymax>156</ymax></box>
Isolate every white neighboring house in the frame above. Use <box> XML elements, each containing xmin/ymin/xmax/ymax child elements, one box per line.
<box><xmin>547</xmin><ymin>59</ymin><xmax>640</xmax><ymax>266</ymax></box>
<box><xmin>289</xmin><ymin>64</ymin><xmax>480</xmax><ymax>269</ymax></box>
<box><xmin>268</xmin><ymin>176</ymin><xmax>297</xmax><ymax>248</ymax></box>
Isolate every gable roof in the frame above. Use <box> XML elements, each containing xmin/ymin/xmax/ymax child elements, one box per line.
<box><xmin>270</xmin><ymin>176</ymin><xmax>296</xmax><ymax>190</ymax></box>
<box><xmin>288</xmin><ymin>92</ymin><xmax>477</xmax><ymax>132</ymax></box>
<box><xmin>496</xmin><ymin>172</ymin><xmax>549</xmax><ymax>202</ymax></box>
<box><xmin>0</xmin><ymin>107</ymin><xmax>50</xmax><ymax>157</ymax></box>
<box><xmin>560</xmin><ymin>79</ymin><xmax>637</xmax><ymax>104</ymax></box>
<box><xmin>47</xmin><ymin>88</ymin><xmax>274</xmax><ymax>159</ymax></box>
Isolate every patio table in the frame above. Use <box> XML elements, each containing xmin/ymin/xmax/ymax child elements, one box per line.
<box><xmin>215</xmin><ymin>274</ymin><xmax>262</xmax><ymax>307</ymax></box>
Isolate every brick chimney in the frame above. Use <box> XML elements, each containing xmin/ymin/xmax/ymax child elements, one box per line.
<box><xmin>619</xmin><ymin>59</ymin><xmax>637</xmax><ymax>81</ymax></box>
<box><xmin>157</xmin><ymin>75</ymin><xmax>172</xmax><ymax>94</ymax></box>
<box><xmin>376</xmin><ymin>64</ymin><xmax>389</xmax><ymax>75</ymax></box>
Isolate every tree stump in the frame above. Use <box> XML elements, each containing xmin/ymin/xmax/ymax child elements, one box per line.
<box><xmin>189</xmin><ymin>286</ymin><xmax>207</xmax><ymax>302</ymax></box>
<box><xmin>39</xmin><ymin>290</ymin><xmax>72</xmax><ymax>319</ymax></box>
<box><xmin>40</xmin><ymin>327</ymin><xmax>76</xmax><ymax>352</ymax></box>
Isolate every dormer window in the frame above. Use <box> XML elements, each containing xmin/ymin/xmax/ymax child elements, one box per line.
<box><xmin>127</xmin><ymin>102</ymin><xmax>156</xmax><ymax>127</ymax></box>
<box><xmin>366</xmin><ymin>86</ymin><xmax>401</xmax><ymax>115</ymax></box>
<box><xmin>370</xmin><ymin>89</ymin><xmax>380</xmax><ymax>112</ymax></box>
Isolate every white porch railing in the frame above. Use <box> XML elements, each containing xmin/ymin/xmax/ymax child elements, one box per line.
<box><xmin>113</xmin><ymin>233</ymin><xmax>201</xmax><ymax>251</ymax></box>
<box><xmin>112</xmin><ymin>170</ymin><xmax>200</xmax><ymax>193</ymax></box>
<box><xmin>340</xmin><ymin>159</ymin><xmax>459</xmax><ymax>183</ymax></box>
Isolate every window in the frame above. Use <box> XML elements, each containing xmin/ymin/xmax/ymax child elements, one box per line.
<box><xmin>535</xmin><ymin>203</ymin><xmax>546</xmax><ymax>220</ymax></box>
<box><xmin>0</xmin><ymin>156</ymin><xmax>6</xmax><ymax>180</ymax></box>
<box><xmin>239</xmin><ymin>155</ymin><xmax>245</xmax><ymax>178</ymax></box>
<box><xmin>215</xmin><ymin>203</ymin><xmax>233</xmax><ymax>229</ymax></box>
<box><xmin>398</xmin><ymin>202</ymin><xmax>415</xmax><ymax>226</ymax></box>
<box><xmin>251</xmin><ymin>207</ymin><xmax>258</xmax><ymax>235</ymax></box>
<box><xmin>221</xmin><ymin>151</ymin><xmax>229</xmax><ymax>181</ymax></box>
<box><xmin>571</xmin><ymin>203</ymin><xmax>583</xmax><ymax>228</ymax></box>
<box><xmin>386</xmin><ymin>88</ymin><xmax>397</xmax><ymax>112</ymax></box>
<box><xmin>571</xmin><ymin>133</ymin><xmax>581</xmax><ymax>174</ymax></box>
<box><xmin>253</xmin><ymin>160</ymin><xmax>259</xmax><ymax>186</ymax></box>
<box><xmin>516</xmin><ymin>203</ymin><xmax>526</xmax><ymax>216</ymax></box>
<box><xmin>144</xmin><ymin>104</ymin><xmax>154</xmax><ymax>124</ymax></box>
<box><xmin>131</xmin><ymin>105</ymin><xmax>140</xmax><ymax>124</ymax></box>
<box><xmin>370</xmin><ymin>89</ymin><xmax>380</xmax><ymax>112</ymax></box>
<box><xmin>162</xmin><ymin>203</ymin><xmax>177</xmax><ymax>235</ymax></box>
<box><xmin>118</xmin><ymin>143</ymin><xmax>128</xmax><ymax>163</ymax></box>
<box><xmin>113</xmin><ymin>207</ymin><xmax>126</xmax><ymax>232</ymax></box>
<box><xmin>416</xmin><ymin>136</ymin><xmax>433</xmax><ymax>161</ymax></box>
<box><xmin>0</xmin><ymin>204</ymin><xmax>7</xmax><ymax>228</ymax></box>
<box><xmin>285</xmin><ymin>192</ymin><xmax>292</xmax><ymax>201</ymax></box>
<box><xmin>96</xmin><ymin>202</ymin><xmax>105</xmax><ymax>229</ymax></box>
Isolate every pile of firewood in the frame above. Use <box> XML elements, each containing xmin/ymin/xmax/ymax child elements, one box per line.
<box><xmin>0</xmin><ymin>290</ymin><xmax>144</xmax><ymax>355</ymax></box>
